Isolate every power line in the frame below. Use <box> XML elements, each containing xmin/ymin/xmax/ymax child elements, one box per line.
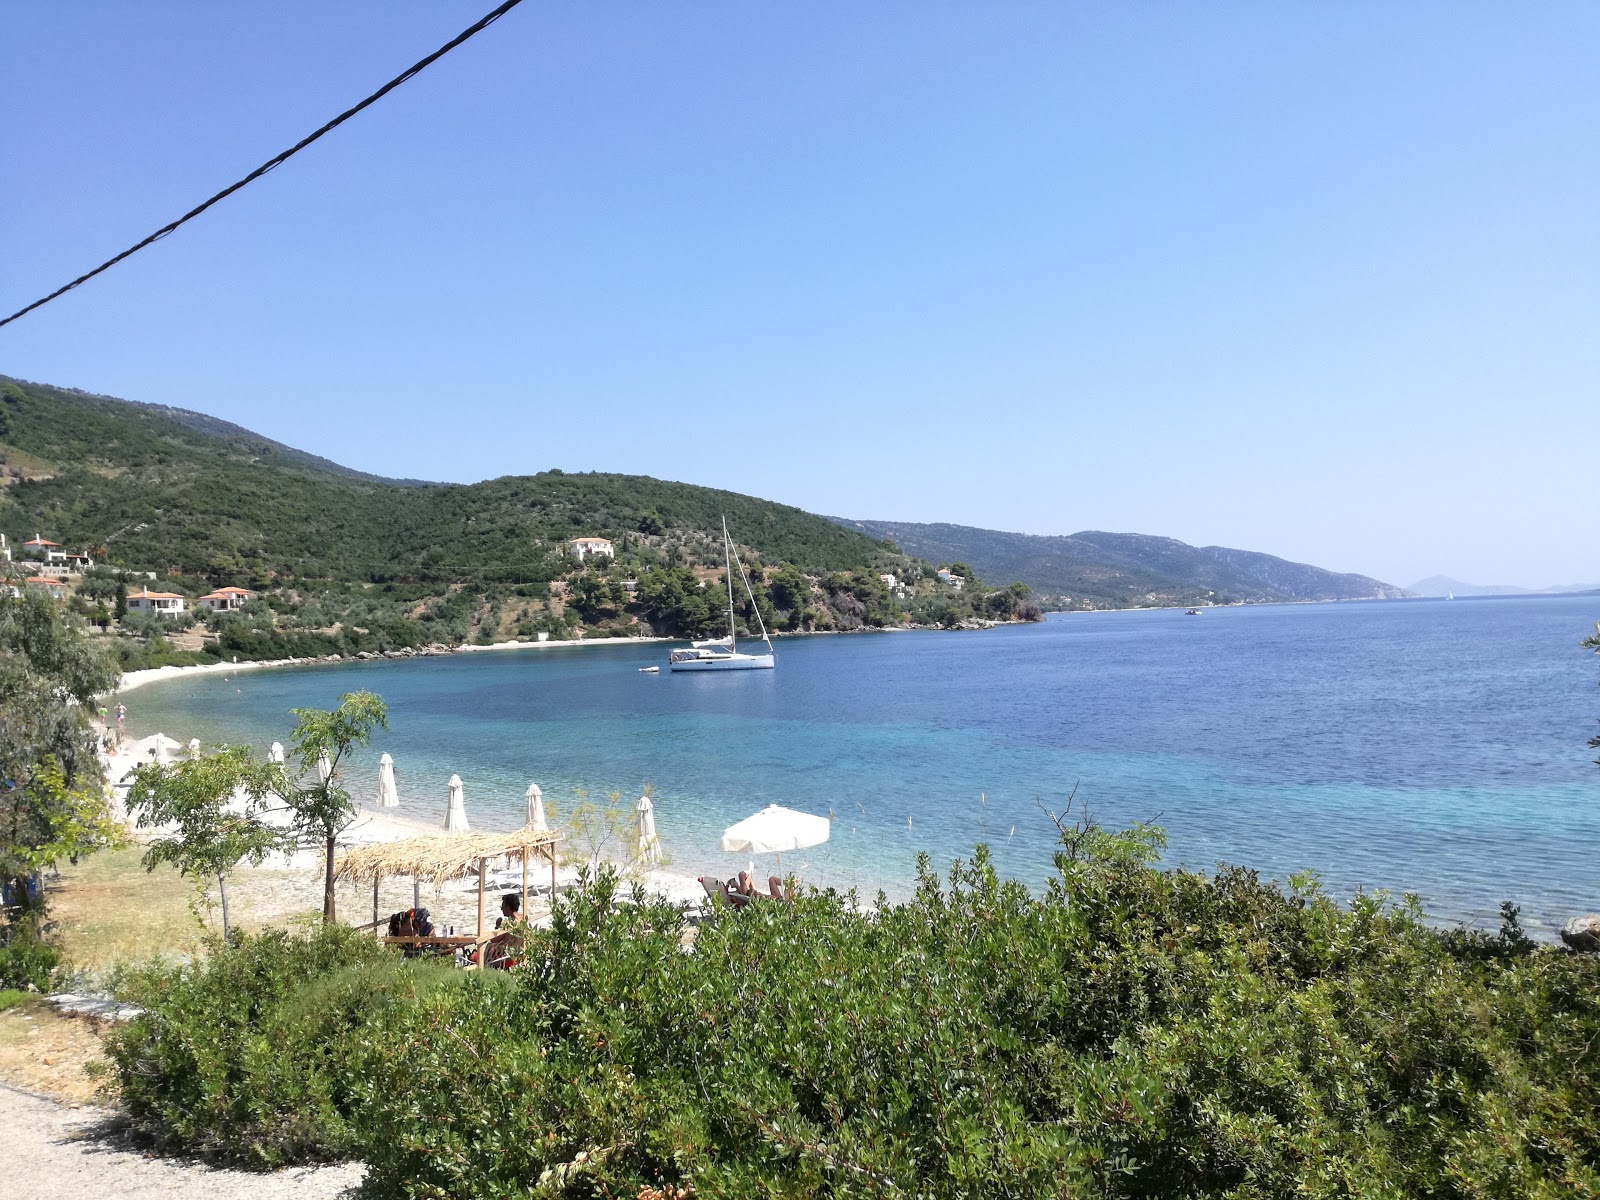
<box><xmin>0</xmin><ymin>0</ymin><xmax>527</xmax><ymax>331</ymax></box>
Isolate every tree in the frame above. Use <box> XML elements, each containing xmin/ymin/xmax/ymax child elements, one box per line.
<box><xmin>0</xmin><ymin>591</ymin><xmax>120</xmax><ymax>911</ymax></box>
<box><xmin>125</xmin><ymin>746</ymin><xmax>285</xmax><ymax>939</ymax></box>
<box><xmin>283</xmin><ymin>691</ymin><xmax>388</xmax><ymax>922</ymax></box>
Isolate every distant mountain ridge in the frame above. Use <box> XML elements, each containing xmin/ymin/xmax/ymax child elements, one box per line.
<box><xmin>828</xmin><ymin>517</ymin><xmax>1409</xmax><ymax>608</ymax></box>
<box><xmin>1409</xmin><ymin>575</ymin><xmax>1600</xmax><ymax>598</ymax></box>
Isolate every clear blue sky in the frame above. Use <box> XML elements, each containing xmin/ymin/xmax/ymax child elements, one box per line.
<box><xmin>3</xmin><ymin>3</ymin><xmax>1596</xmax><ymax>589</ymax></box>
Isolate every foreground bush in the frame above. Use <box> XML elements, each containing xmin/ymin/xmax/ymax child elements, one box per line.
<box><xmin>105</xmin><ymin>924</ymin><xmax>467</xmax><ymax>1164</ymax></box>
<box><xmin>107</xmin><ymin>822</ymin><xmax>1600</xmax><ymax>1197</ymax></box>
<box><xmin>0</xmin><ymin>918</ymin><xmax>61</xmax><ymax>991</ymax></box>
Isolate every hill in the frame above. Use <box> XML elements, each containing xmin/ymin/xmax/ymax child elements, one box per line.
<box><xmin>0</xmin><ymin>376</ymin><xmax>888</xmax><ymax>582</ymax></box>
<box><xmin>828</xmin><ymin>517</ymin><xmax>1409</xmax><ymax>608</ymax></box>
<box><xmin>0</xmin><ymin>376</ymin><xmax>1040</xmax><ymax>659</ymax></box>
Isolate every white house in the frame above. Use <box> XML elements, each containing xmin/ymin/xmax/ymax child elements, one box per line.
<box><xmin>200</xmin><ymin>586</ymin><xmax>254</xmax><ymax>611</ymax></box>
<box><xmin>937</xmin><ymin>569</ymin><xmax>965</xmax><ymax>591</ymax></box>
<box><xmin>21</xmin><ymin>535</ymin><xmax>60</xmax><ymax>561</ymax></box>
<box><xmin>126</xmin><ymin>588</ymin><xmax>186</xmax><ymax>615</ymax></box>
<box><xmin>879</xmin><ymin>573</ymin><xmax>898</xmax><ymax>588</ymax></box>
<box><xmin>568</xmin><ymin>537</ymin><xmax>615</xmax><ymax>562</ymax></box>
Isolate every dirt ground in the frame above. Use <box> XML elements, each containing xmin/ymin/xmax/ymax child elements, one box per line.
<box><xmin>0</xmin><ymin>1000</ymin><xmax>109</xmax><ymax>1104</ymax></box>
<box><xmin>0</xmin><ymin>1083</ymin><xmax>363</xmax><ymax>1200</ymax></box>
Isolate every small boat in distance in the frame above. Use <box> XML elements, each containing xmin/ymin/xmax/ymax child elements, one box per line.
<box><xmin>1185</xmin><ymin>608</ymin><xmax>1203</xmax><ymax>616</ymax></box>
<box><xmin>668</xmin><ymin>517</ymin><xmax>776</xmax><ymax>672</ymax></box>
<box><xmin>639</xmin><ymin>665</ymin><xmax>659</xmax><ymax>673</ymax></box>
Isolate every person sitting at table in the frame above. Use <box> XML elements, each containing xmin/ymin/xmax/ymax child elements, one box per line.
<box><xmin>472</xmin><ymin>894</ymin><xmax>525</xmax><ymax>968</ymax></box>
<box><xmin>387</xmin><ymin>907</ymin><xmax>436</xmax><ymax>958</ymax></box>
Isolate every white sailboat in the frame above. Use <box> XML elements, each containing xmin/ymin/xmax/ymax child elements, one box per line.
<box><xmin>668</xmin><ymin>518</ymin><xmax>776</xmax><ymax>672</ymax></box>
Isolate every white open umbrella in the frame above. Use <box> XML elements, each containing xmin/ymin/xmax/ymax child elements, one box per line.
<box><xmin>377</xmin><ymin>753</ymin><xmax>399</xmax><ymax>808</ymax></box>
<box><xmin>721</xmin><ymin>803</ymin><xmax>829</xmax><ymax>868</ymax></box>
<box><xmin>525</xmin><ymin>782</ymin><xmax>547</xmax><ymax>832</ymax></box>
<box><xmin>268</xmin><ymin>742</ymin><xmax>285</xmax><ymax>764</ymax></box>
<box><xmin>316</xmin><ymin>750</ymin><xmax>333</xmax><ymax>784</ymax></box>
<box><xmin>636</xmin><ymin>795</ymin><xmax>661</xmax><ymax>865</ymax></box>
<box><xmin>444</xmin><ymin>774</ymin><xmax>470</xmax><ymax>833</ymax></box>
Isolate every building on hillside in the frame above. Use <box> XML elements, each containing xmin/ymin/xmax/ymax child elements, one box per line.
<box><xmin>200</xmin><ymin>586</ymin><xmax>254</xmax><ymax>611</ymax></box>
<box><xmin>24</xmin><ymin>575</ymin><xmax>66</xmax><ymax>598</ymax></box>
<box><xmin>21</xmin><ymin>535</ymin><xmax>60</xmax><ymax>561</ymax></box>
<box><xmin>55</xmin><ymin>550</ymin><xmax>94</xmax><ymax>571</ymax></box>
<box><xmin>126</xmin><ymin>588</ymin><xmax>186</xmax><ymax>615</ymax></box>
<box><xmin>936</xmin><ymin>569</ymin><xmax>965</xmax><ymax>591</ymax></box>
<box><xmin>568</xmin><ymin>537</ymin><xmax>615</xmax><ymax>562</ymax></box>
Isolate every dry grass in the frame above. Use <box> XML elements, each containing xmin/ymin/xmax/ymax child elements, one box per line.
<box><xmin>0</xmin><ymin>1000</ymin><xmax>108</xmax><ymax>1104</ymax></box>
<box><xmin>46</xmin><ymin>848</ymin><xmax>205</xmax><ymax>972</ymax></box>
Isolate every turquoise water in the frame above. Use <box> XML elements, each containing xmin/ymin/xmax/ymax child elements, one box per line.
<box><xmin>125</xmin><ymin>596</ymin><xmax>1600</xmax><ymax>933</ymax></box>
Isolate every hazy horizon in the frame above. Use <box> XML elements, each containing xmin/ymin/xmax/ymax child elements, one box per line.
<box><xmin>3</xmin><ymin>4</ymin><xmax>1595</xmax><ymax>588</ymax></box>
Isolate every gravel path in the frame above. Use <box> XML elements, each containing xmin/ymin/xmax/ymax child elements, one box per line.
<box><xmin>0</xmin><ymin>1083</ymin><xmax>364</xmax><ymax>1199</ymax></box>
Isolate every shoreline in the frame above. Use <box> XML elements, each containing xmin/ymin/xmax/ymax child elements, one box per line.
<box><xmin>114</xmin><ymin>634</ymin><xmax>672</xmax><ymax>695</ymax></box>
<box><xmin>112</xmin><ymin>622</ymin><xmax>1040</xmax><ymax>696</ymax></box>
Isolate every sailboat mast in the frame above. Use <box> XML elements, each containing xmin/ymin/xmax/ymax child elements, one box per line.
<box><xmin>722</xmin><ymin>515</ymin><xmax>737</xmax><ymax>649</ymax></box>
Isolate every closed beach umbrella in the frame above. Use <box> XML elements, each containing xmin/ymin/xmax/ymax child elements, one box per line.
<box><xmin>268</xmin><ymin>741</ymin><xmax>285</xmax><ymax>764</ymax></box>
<box><xmin>636</xmin><ymin>795</ymin><xmax>661</xmax><ymax>865</ymax></box>
<box><xmin>721</xmin><ymin>803</ymin><xmax>829</xmax><ymax>867</ymax></box>
<box><xmin>316</xmin><ymin>750</ymin><xmax>333</xmax><ymax>784</ymax></box>
<box><xmin>187</xmin><ymin>738</ymin><xmax>202</xmax><ymax>760</ymax></box>
<box><xmin>377</xmin><ymin>753</ymin><xmax>399</xmax><ymax>808</ymax></box>
<box><xmin>132</xmin><ymin>733</ymin><xmax>184</xmax><ymax>764</ymax></box>
<box><xmin>525</xmin><ymin>782</ymin><xmax>547</xmax><ymax>832</ymax></box>
<box><xmin>444</xmin><ymin>774</ymin><xmax>470</xmax><ymax>833</ymax></box>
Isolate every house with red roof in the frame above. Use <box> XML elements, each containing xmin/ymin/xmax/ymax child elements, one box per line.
<box><xmin>200</xmin><ymin>586</ymin><xmax>254</xmax><ymax>611</ymax></box>
<box><xmin>126</xmin><ymin>587</ymin><xmax>186</xmax><ymax>615</ymax></box>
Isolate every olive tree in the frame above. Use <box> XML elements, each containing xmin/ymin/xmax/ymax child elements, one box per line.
<box><xmin>0</xmin><ymin>590</ymin><xmax>120</xmax><ymax>912</ymax></box>
<box><xmin>284</xmin><ymin>691</ymin><xmax>388</xmax><ymax>922</ymax></box>
<box><xmin>125</xmin><ymin>746</ymin><xmax>285</xmax><ymax>939</ymax></box>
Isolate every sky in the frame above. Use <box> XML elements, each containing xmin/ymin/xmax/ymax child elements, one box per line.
<box><xmin>2</xmin><ymin>3</ymin><xmax>1596</xmax><ymax>589</ymax></box>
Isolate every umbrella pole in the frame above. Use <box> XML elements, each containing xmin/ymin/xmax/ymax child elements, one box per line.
<box><xmin>413</xmin><ymin>879</ymin><xmax>420</xmax><ymax>911</ymax></box>
<box><xmin>550</xmin><ymin>844</ymin><xmax>557</xmax><ymax>901</ymax></box>
<box><xmin>521</xmin><ymin>853</ymin><xmax>528</xmax><ymax>919</ymax></box>
<box><xmin>372</xmin><ymin>878</ymin><xmax>379</xmax><ymax>931</ymax></box>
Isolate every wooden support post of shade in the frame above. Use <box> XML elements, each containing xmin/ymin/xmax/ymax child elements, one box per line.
<box><xmin>521</xmin><ymin>852</ymin><xmax>528</xmax><ymax>919</ymax></box>
<box><xmin>372</xmin><ymin>877</ymin><xmax>380</xmax><ymax>932</ymax></box>
<box><xmin>476</xmin><ymin>856</ymin><xmax>487</xmax><ymax>946</ymax></box>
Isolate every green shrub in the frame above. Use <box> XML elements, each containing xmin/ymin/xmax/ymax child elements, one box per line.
<box><xmin>0</xmin><ymin>920</ymin><xmax>62</xmax><ymax>991</ymax></box>
<box><xmin>0</xmin><ymin>987</ymin><xmax>34</xmax><ymax>1011</ymax></box>
<box><xmin>104</xmin><ymin>824</ymin><xmax>1600</xmax><ymax>1196</ymax></box>
<box><xmin>103</xmin><ymin>924</ymin><xmax>462</xmax><ymax>1165</ymax></box>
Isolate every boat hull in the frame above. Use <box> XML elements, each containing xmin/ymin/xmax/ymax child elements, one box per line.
<box><xmin>668</xmin><ymin>654</ymin><xmax>775</xmax><ymax>672</ymax></box>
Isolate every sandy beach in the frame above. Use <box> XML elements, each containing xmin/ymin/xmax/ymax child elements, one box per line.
<box><xmin>97</xmin><ymin>717</ymin><xmax>708</xmax><ymax>939</ymax></box>
<box><xmin>113</xmin><ymin>633</ymin><xmax>672</xmax><ymax>695</ymax></box>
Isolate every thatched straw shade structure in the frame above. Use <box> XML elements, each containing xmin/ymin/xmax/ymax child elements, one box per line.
<box><xmin>334</xmin><ymin>827</ymin><xmax>561</xmax><ymax>963</ymax></box>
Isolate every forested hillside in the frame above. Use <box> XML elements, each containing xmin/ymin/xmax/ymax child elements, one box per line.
<box><xmin>0</xmin><ymin>377</ymin><xmax>1038</xmax><ymax>664</ymax></box>
<box><xmin>831</xmin><ymin>517</ymin><xmax>1409</xmax><ymax>608</ymax></box>
<box><xmin>0</xmin><ymin>377</ymin><xmax>882</xmax><ymax>582</ymax></box>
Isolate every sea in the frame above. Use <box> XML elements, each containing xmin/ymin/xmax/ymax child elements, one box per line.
<box><xmin>124</xmin><ymin>596</ymin><xmax>1600</xmax><ymax>934</ymax></box>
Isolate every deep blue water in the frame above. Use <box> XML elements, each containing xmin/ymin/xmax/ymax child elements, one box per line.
<box><xmin>126</xmin><ymin>597</ymin><xmax>1600</xmax><ymax>933</ymax></box>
